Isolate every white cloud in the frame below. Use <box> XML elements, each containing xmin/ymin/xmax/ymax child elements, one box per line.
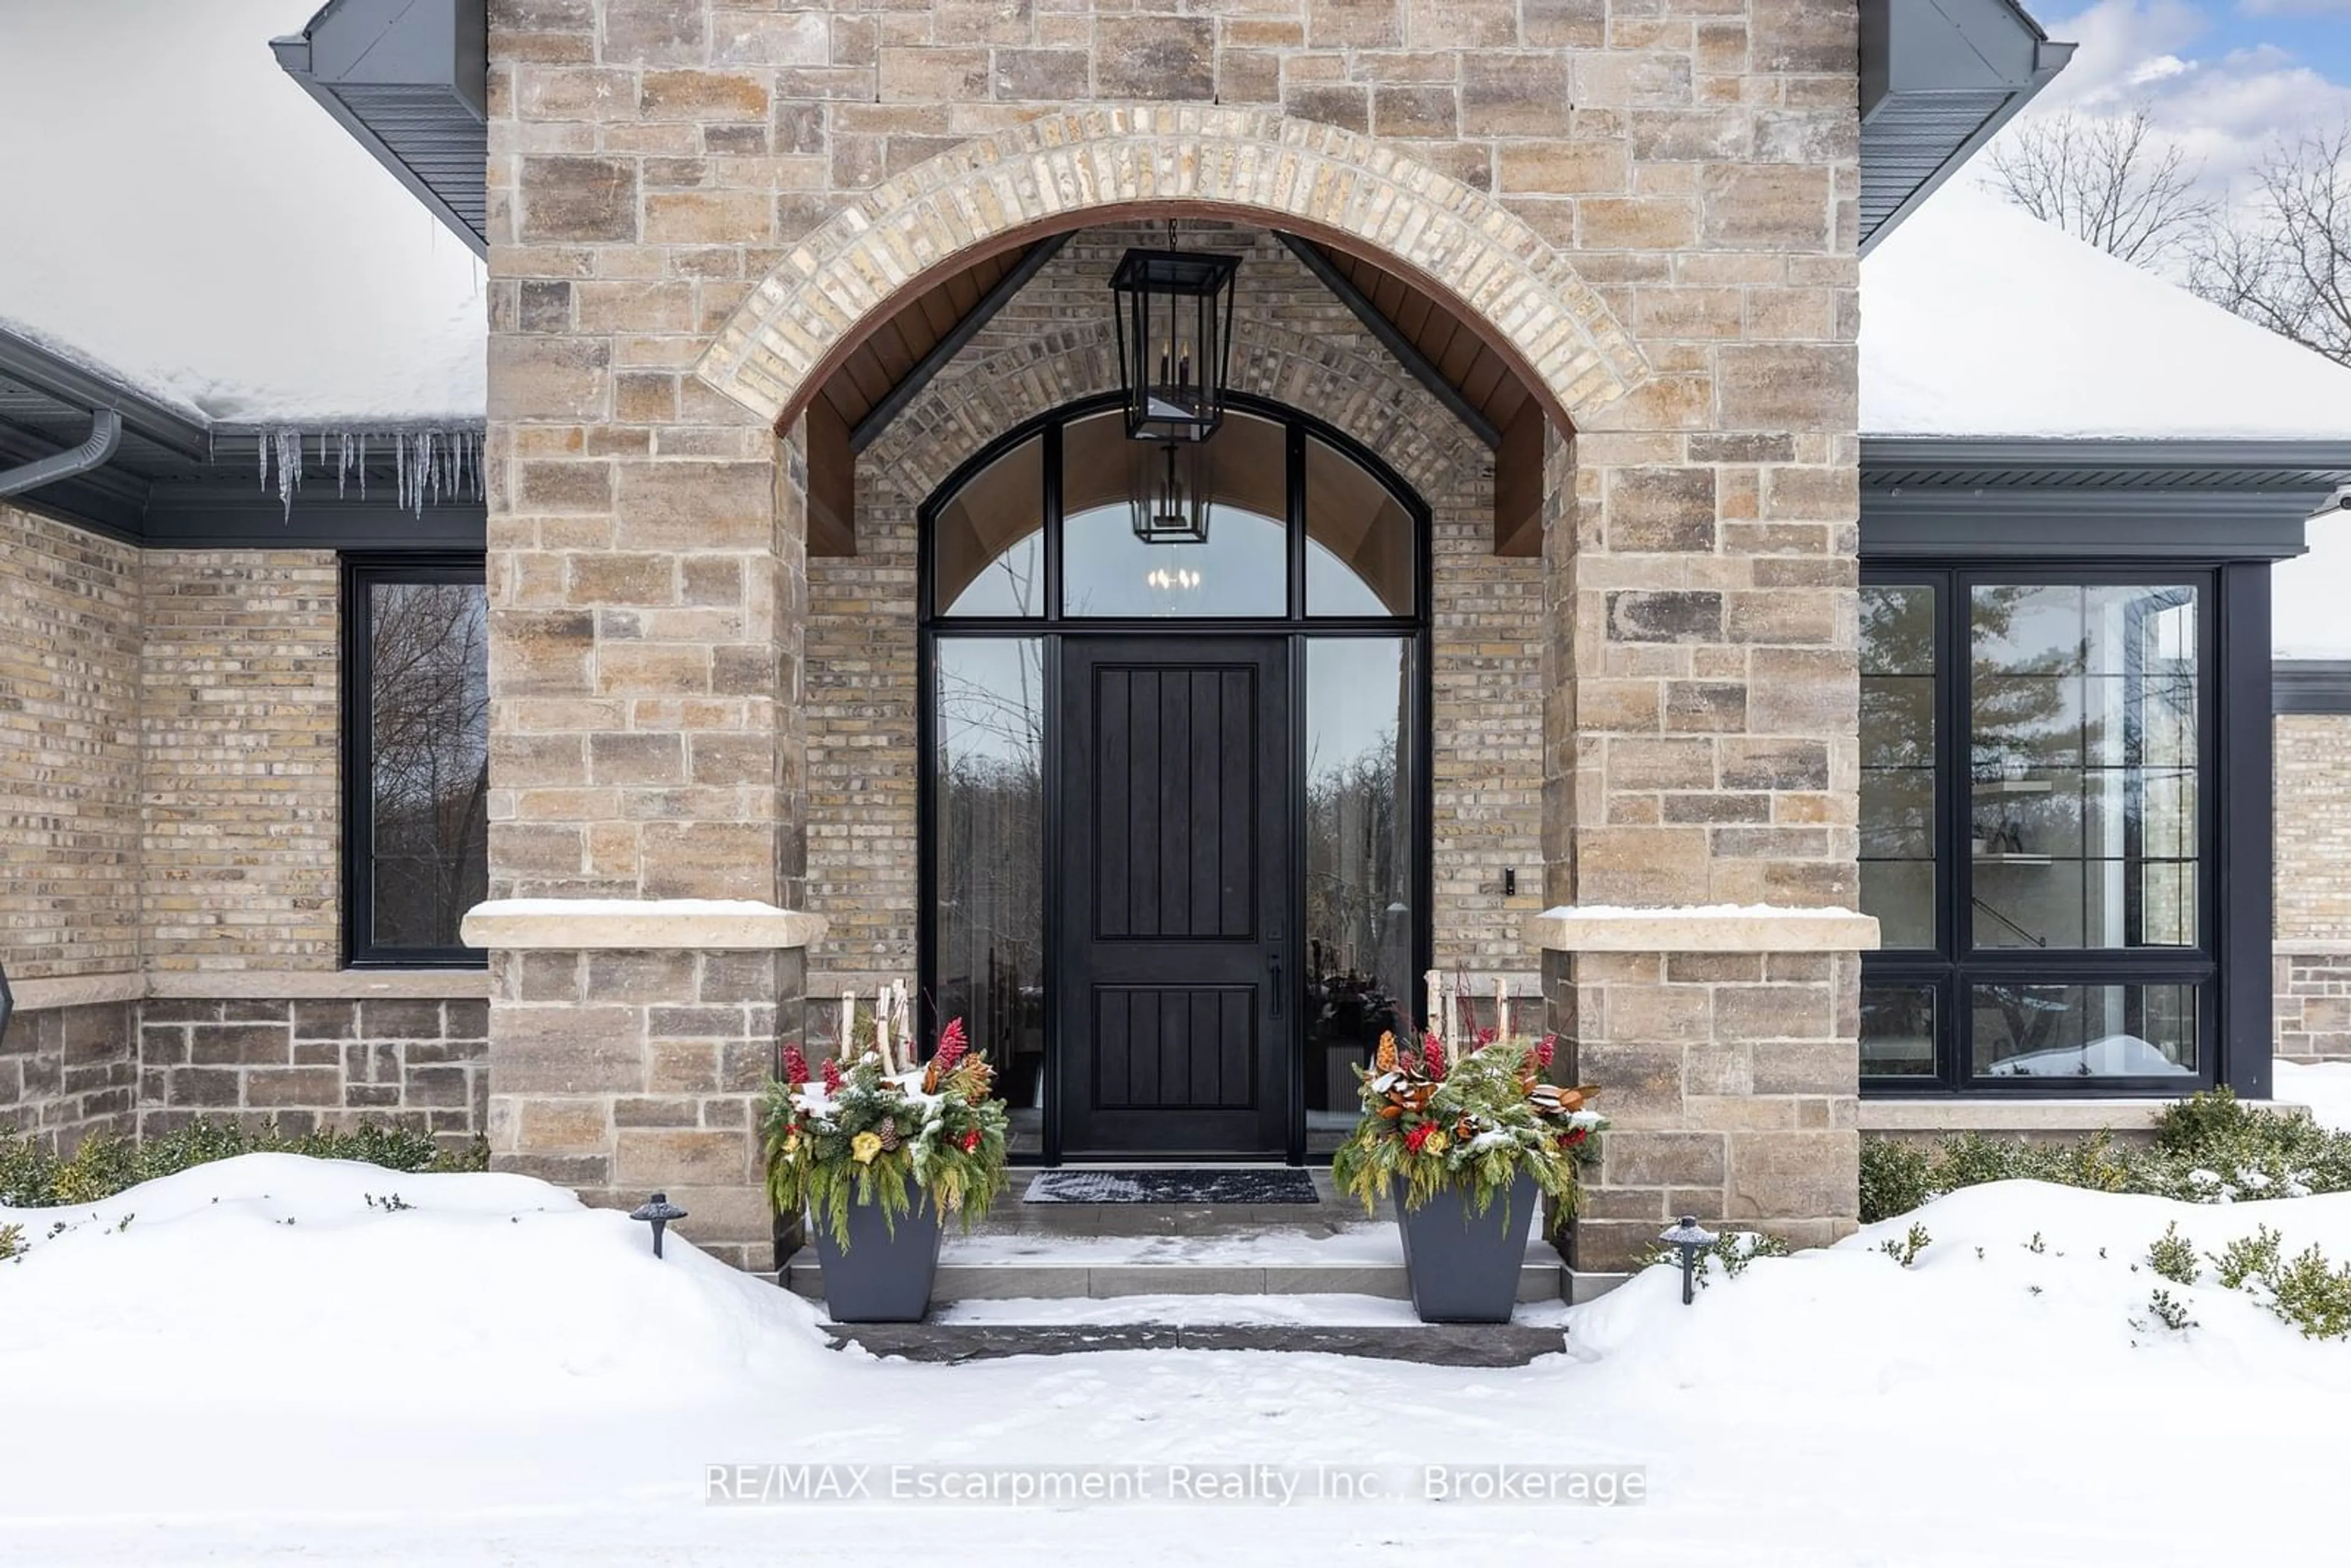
<box><xmin>2237</xmin><ymin>0</ymin><xmax>2351</xmax><ymax>16</ymax></box>
<box><xmin>1987</xmin><ymin>2</ymin><xmax>2351</xmax><ymax>217</ymax></box>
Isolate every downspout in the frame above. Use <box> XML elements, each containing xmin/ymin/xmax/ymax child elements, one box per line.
<box><xmin>0</xmin><ymin>407</ymin><xmax>124</xmax><ymax>497</ymax></box>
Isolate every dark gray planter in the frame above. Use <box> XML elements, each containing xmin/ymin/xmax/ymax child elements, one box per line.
<box><xmin>809</xmin><ymin>1193</ymin><xmax>943</xmax><ymax>1322</ymax></box>
<box><xmin>1391</xmin><ymin>1172</ymin><xmax>1537</xmax><ymax>1324</ymax></box>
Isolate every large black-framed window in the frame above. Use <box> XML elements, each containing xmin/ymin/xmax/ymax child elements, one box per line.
<box><xmin>342</xmin><ymin>554</ymin><xmax>489</xmax><ymax>968</ymax></box>
<box><xmin>917</xmin><ymin>392</ymin><xmax>1433</xmax><ymax>1162</ymax></box>
<box><xmin>1859</xmin><ymin>560</ymin><xmax>2270</xmax><ymax>1095</ymax></box>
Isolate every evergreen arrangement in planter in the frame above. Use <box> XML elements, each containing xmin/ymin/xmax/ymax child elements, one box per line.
<box><xmin>1330</xmin><ymin>1029</ymin><xmax>1604</xmax><ymax>1323</ymax></box>
<box><xmin>759</xmin><ymin>1018</ymin><xmax>1009</xmax><ymax>1322</ymax></box>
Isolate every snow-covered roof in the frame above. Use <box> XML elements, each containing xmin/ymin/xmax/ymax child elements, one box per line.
<box><xmin>0</xmin><ymin>0</ymin><xmax>484</xmax><ymax>427</ymax></box>
<box><xmin>1861</xmin><ymin>181</ymin><xmax>2351</xmax><ymax>442</ymax></box>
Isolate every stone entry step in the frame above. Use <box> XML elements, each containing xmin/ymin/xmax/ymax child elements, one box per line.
<box><xmin>818</xmin><ymin>1293</ymin><xmax>1578</xmax><ymax>1366</ymax></box>
<box><xmin>780</xmin><ymin>1170</ymin><xmax>1577</xmax><ymax>1306</ymax></box>
<box><xmin>782</xmin><ymin>1250</ymin><xmax>1562</xmax><ymax>1304</ymax></box>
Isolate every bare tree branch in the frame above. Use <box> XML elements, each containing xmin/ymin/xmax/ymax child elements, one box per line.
<box><xmin>2189</xmin><ymin>121</ymin><xmax>2351</xmax><ymax>366</ymax></box>
<box><xmin>1987</xmin><ymin>107</ymin><xmax>2216</xmax><ymax>266</ymax></box>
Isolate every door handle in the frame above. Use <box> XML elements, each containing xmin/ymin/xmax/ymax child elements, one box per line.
<box><xmin>1269</xmin><ymin>951</ymin><xmax>1283</xmax><ymax>1018</ymax></box>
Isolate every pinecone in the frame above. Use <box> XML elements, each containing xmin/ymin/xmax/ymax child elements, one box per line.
<box><xmin>877</xmin><ymin>1116</ymin><xmax>902</xmax><ymax>1153</ymax></box>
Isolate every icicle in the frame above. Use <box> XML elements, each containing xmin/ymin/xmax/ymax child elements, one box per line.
<box><xmin>394</xmin><ymin>432</ymin><xmax>407</xmax><ymax>514</ymax></box>
<box><xmin>358</xmin><ymin>432</ymin><xmax>367</xmax><ymax>501</ymax></box>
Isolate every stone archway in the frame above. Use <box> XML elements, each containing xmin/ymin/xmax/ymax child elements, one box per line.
<box><xmin>692</xmin><ymin>106</ymin><xmax>1651</xmax><ymax>438</ymax></box>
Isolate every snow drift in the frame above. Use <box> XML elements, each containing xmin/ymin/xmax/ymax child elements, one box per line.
<box><xmin>2</xmin><ymin>1152</ymin><xmax>2346</xmax><ymax>1565</ymax></box>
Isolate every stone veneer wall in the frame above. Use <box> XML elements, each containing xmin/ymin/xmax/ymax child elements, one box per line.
<box><xmin>0</xmin><ymin>1000</ymin><xmax>138</xmax><ymax>1149</ymax></box>
<box><xmin>136</xmin><ymin>999</ymin><xmax>489</xmax><ymax>1151</ymax></box>
<box><xmin>809</xmin><ymin>224</ymin><xmax>1544</xmax><ymax>1020</ymax></box>
<box><xmin>2275</xmin><ymin>713</ymin><xmax>2351</xmax><ymax>1062</ymax></box>
<box><xmin>486</xmin><ymin>2</ymin><xmax>1865</xmax><ymax>1268</ymax></box>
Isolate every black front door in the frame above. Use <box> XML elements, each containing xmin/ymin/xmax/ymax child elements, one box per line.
<box><xmin>1056</xmin><ymin>637</ymin><xmax>1292</xmax><ymax>1156</ymax></box>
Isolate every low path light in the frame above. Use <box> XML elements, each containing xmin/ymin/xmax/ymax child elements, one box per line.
<box><xmin>1660</xmin><ymin>1215</ymin><xmax>1717</xmax><ymax>1307</ymax></box>
<box><xmin>630</xmin><ymin>1191</ymin><xmax>688</xmax><ymax>1259</ymax></box>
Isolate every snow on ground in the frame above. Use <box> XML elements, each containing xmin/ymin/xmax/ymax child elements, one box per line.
<box><xmin>2276</xmin><ymin>1058</ymin><xmax>2351</xmax><ymax>1131</ymax></box>
<box><xmin>0</xmin><ymin>1</ymin><xmax>484</xmax><ymax>425</ymax></box>
<box><xmin>1861</xmin><ymin>181</ymin><xmax>2351</xmax><ymax>441</ymax></box>
<box><xmin>2</xmin><ymin>1154</ymin><xmax>2344</xmax><ymax>1565</ymax></box>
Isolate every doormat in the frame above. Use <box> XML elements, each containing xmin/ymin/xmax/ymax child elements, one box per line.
<box><xmin>1023</xmin><ymin>1169</ymin><xmax>1319</xmax><ymax>1205</ymax></box>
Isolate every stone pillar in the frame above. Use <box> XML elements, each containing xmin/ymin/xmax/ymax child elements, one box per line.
<box><xmin>1538</xmin><ymin>152</ymin><xmax>1871</xmax><ymax>1267</ymax></box>
<box><xmin>1538</xmin><ymin>910</ymin><xmax>1873</xmax><ymax>1269</ymax></box>
<box><xmin>468</xmin><ymin>907</ymin><xmax>815</xmax><ymax>1271</ymax></box>
<box><xmin>482</xmin><ymin>1</ymin><xmax>819</xmax><ymax>1272</ymax></box>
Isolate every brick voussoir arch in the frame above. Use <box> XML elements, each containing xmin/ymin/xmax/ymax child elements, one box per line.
<box><xmin>694</xmin><ymin>105</ymin><xmax>1651</xmax><ymax>436</ymax></box>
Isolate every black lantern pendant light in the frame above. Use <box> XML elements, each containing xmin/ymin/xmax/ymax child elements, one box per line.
<box><xmin>1109</xmin><ymin>233</ymin><xmax>1238</xmax><ymax>446</ymax></box>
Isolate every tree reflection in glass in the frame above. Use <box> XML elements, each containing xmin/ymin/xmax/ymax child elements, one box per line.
<box><xmin>1968</xmin><ymin>584</ymin><xmax>2197</xmax><ymax>952</ymax></box>
<box><xmin>1303</xmin><ymin>639</ymin><xmax>1413</xmax><ymax>1155</ymax></box>
<box><xmin>934</xmin><ymin>638</ymin><xmax>1047</xmax><ymax>1153</ymax></box>
<box><xmin>368</xmin><ymin>581</ymin><xmax>489</xmax><ymax>950</ymax></box>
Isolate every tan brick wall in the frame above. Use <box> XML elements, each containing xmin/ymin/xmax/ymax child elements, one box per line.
<box><xmin>2276</xmin><ymin>715</ymin><xmax>2351</xmax><ymax>943</ymax></box>
<box><xmin>0</xmin><ymin>504</ymin><xmax>141</xmax><ymax>981</ymax></box>
<box><xmin>2274</xmin><ymin>714</ymin><xmax>2351</xmax><ymax>1060</ymax></box>
<box><xmin>140</xmin><ymin>552</ymin><xmax>341</xmax><ymax>970</ymax></box>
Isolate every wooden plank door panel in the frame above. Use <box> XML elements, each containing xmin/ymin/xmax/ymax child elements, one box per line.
<box><xmin>1058</xmin><ymin>637</ymin><xmax>1290</xmax><ymax>1155</ymax></box>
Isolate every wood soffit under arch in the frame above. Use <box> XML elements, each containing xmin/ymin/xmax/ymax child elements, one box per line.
<box><xmin>802</xmin><ymin>222</ymin><xmax>1551</xmax><ymax>561</ymax></box>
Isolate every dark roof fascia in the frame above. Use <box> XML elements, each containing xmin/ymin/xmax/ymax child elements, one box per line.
<box><xmin>139</xmin><ymin>493</ymin><xmax>486</xmax><ymax>550</ymax></box>
<box><xmin>1861</xmin><ymin>437</ymin><xmax>2351</xmax><ymax>559</ymax></box>
<box><xmin>0</xmin><ymin>326</ymin><xmax>210</xmax><ymax>462</ymax></box>
<box><xmin>2276</xmin><ymin>661</ymin><xmax>2351</xmax><ymax>715</ymax></box>
<box><xmin>1273</xmin><ymin>234</ymin><xmax>1502</xmax><ymax>450</ymax></box>
<box><xmin>0</xmin><ymin>466</ymin><xmax>149</xmax><ymax>544</ymax></box>
<box><xmin>1862</xmin><ymin>486</ymin><xmax>2320</xmax><ymax>562</ymax></box>
<box><xmin>0</xmin><ymin>324</ymin><xmax>486</xmax><ymax>549</ymax></box>
<box><xmin>1859</xmin><ymin>0</ymin><xmax>2075</xmax><ymax>255</ymax></box>
<box><xmin>850</xmin><ymin>235</ymin><xmax>1076</xmax><ymax>454</ymax></box>
<box><xmin>1864</xmin><ymin>436</ymin><xmax>2351</xmax><ymax>478</ymax></box>
<box><xmin>271</xmin><ymin>1</ymin><xmax>488</xmax><ymax>260</ymax></box>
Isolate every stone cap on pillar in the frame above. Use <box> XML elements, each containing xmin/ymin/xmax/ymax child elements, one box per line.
<box><xmin>460</xmin><ymin>899</ymin><xmax>828</xmax><ymax>951</ymax></box>
<box><xmin>1528</xmin><ymin>904</ymin><xmax>1881</xmax><ymax>953</ymax></box>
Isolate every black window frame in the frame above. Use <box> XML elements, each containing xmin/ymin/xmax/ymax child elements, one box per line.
<box><xmin>1858</xmin><ymin>558</ymin><xmax>2272</xmax><ymax>1098</ymax></box>
<box><xmin>342</xmin><ymin>552</ymin><xmax>491</xmax><ymax>970</ymax></box>
<box><xmin>915</xmin><ymin>391</ymin><xmax>1436</xmax><ymax>1163</ymax></box>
